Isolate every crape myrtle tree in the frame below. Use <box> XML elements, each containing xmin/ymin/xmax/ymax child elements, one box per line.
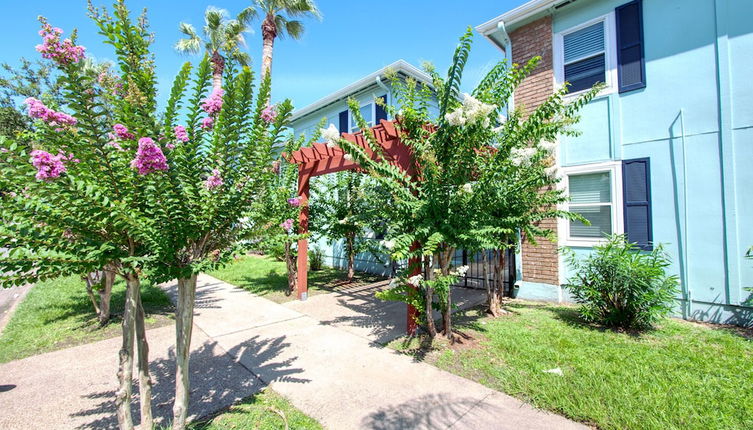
<box><xmin>309</xmin><ymin>169</ymin><xmax>385</xmax><ymax>281</ymax></box>
<box><xmin>0</xmin><ymin>2</ymin><xmax>291</xmax><ymax>430</ymax></box>
<box><xmin>251</xmin><ymin>133</ymin><xmax>310</xmax><ymax>295</ymax></box>
<box><xmin>0</xmin><ymin>6</ymin><xmax>161</xmax><ymax>428</ymax></box>
<box><xmin>1</xmin><ymin>55</ymin><xmax>121</xmax><ymax>324</ymax></box>
<box><xmin>330</xmin><ymin>28</ymin><xmax>599</xmax><ymax>340</ymax></box>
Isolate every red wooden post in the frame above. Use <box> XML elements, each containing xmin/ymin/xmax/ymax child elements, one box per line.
<box><xmin>296</xmin><ymin>172</ymin><xmax>310</xmax><ymax>300</ymax></box>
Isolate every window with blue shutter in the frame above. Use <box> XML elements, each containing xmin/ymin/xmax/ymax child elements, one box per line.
<box><xmin>563</xmin><ymin>22</ymin><xmax>606</xmax><ymax>93</ymax></box>
<box><xmin>375</xmin><ymin>94</ymin><xmax>388</xmax><ymax>123</ymax></box>
<box><xmin>622</xmin><ymin>158</ymin><xmax>652</xmax><ymax>250</ymax></box>
<box><xmin>616</xmin><ymin>0</ymin><xmax>646</xmax><ymax>92</ymax></box>
<box><xmin>338</xmin><ymin>110</ymin><xmax>348</xmax><ymax>133</ymax></box>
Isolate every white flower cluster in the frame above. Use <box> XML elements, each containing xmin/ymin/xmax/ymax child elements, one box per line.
<box><xmin>510</xmin><ymin>147</ymin><xmax>537</xmax><ymax>166</ymax></box>
<box><xmin>452</xmin><ymin>265</ymin><xmax>470</xmax><ymax>278</ymax></box>
<box><xmin>444</xmin><ymin>93</ymin><xmax>496</xmax><ymax>127</ymax></box>
<box><xmin>545</xmin><ymin>165</ymin><xmax>563</xmax><ymax>181</ymax></box>
<box><xmin>407</xmin><ymin>274</ymin><xmax>423</xmax><ymax>287</ymax></box>
<box><xmin>320</xmin><ymin>124</ymin><xmax>340</xmax><ymax>148</ymax></box>
<box><xmin>343</xmin><ymin>153</ymin><xmax>353</xmax><ymax>161</ymax></box>
<box><xmin>379</xmin><ymin>239</ymin><xmax>395</xmax><ymax>250</ymax></box>
<box><xmin>462</xmin><ymin>183</ymin><xmax>473</xmax><ymax>193</ymax></box>
<box><xmin>337</xmin><ymin>217</ymin><xmax>348</xmax><ymax>224</ymax></box>
<box><xmin>538</xmin><ymin>141</ymin><xmax>557</xmax><ymax>154</ymax></box>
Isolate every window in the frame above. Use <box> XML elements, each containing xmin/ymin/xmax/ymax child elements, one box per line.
<box><xmin>564</xmin><ymin>22</ymin><xmax>606</xmax><ymax>93</ymax></box>
<box><xmin>561</xmin><ymin>162</ymin><xmax>623</xmax><ymax>246</ymax></box>
<box><xmin>555</xmin><ymin>14</ymin><xmax>617</xmax><ymax>96</ymax></box>
<box><xmin>568</xmin><ymin>172</ymin><xmax>613</xmax><ymax>238</ymax></box>
<box><xmin>350</xmin><ymin>103</ymin><xmax>374</xmax><ymax>133</ymax></box>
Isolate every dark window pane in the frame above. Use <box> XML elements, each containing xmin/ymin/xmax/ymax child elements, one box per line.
<box><xmin>565</xmin><ymin>54</ymin><xmax>605</xmax><ymax>92</ymax></box>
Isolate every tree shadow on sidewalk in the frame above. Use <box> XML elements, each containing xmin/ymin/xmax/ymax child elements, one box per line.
<box><xmin>361</xmin><ymin>393</ymin><xmax>502</xmax><ymax>430</ymax></box>
<box><xmin>71</xmin><ymin>332</ymin><xmax>307</xmax><ymax>429</ymax></box>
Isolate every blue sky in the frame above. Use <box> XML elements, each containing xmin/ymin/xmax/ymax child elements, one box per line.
<box><xmin>0</xmin><ymin>0</ymin><xmax>527</xmax><ymax>110</ymax></box>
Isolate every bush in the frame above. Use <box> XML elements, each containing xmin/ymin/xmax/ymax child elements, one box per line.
<box><xmin>309</xmin><ymin>246</ymin><xmax>325</xmax><ymax>271</ymax></box>
<box><xmin>564</xmin><ymin>235</ymin><xmax>679</xmax><ymax>330</ymax></box>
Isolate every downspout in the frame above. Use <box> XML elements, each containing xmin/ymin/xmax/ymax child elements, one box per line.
<box><xmin>375</xmin><ymin>75</ymin><xmax>390</xmax><ymax>114</ymax></box>
<box><xmin>680</xmin><ymin>109</ymin><xmax>692</xmax><ymax>317</ymax></box>
<box><xmin>495</xmin><ymin>21</ymin><xmax>515</xmax><ymax>112</ymax></box>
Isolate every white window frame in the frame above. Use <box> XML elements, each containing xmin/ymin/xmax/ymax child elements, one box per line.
<box><xmin>558</xmin><ymin>161</ymin><xmax>623</xmax><ymax>248</ymax></box>
<box><xmin>553</xmin><ymin>13</ymin><xmax>618</xmax><ymax>98</ymax></box>
<box><xmin>348</xmin><ymin>101</ymin><xmax>375</xmax><ymax>133</ymax></box>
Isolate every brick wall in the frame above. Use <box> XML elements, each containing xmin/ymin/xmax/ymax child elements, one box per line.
<box><xmin>510</xmin><ymin>16</ymin><xmax>560</xmax><ymax>286</ymax></box>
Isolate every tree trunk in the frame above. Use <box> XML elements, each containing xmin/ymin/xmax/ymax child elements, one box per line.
<box><xmin>116</xmin><ymin>273</ymin><xmax>138</xmax><ymax>430</ymax></box>
<box><xmin>346</xmin><ymin>233</ymin><xmax>355</xmax><ymax>282</ymax></box>
<box><xmin>210</xmin><ymin>50</ymin><xmax>225</xmax><ymax>92</ymax></box>
<box><xmin>439</xmin><ymin>247</ymin><xmax>454</xmax><ymax>341</ymax></box>
<box><xmin>83</xmin><ymin>271</ymin><xmax>102</xmax><ymax>317</ymax></box>
<box><xmin>423</xmin><ymin>255</ymin><xmax>437</xmax><ymax>339</ymax></box>
<box><xmin>261</xmin><ymin>14</ymin><xmax>277</xmax><ymax>82</ymax></box>
<box><xmin>172</xmin><ymin>274</ymin><xmax>197</xmax><ymax>430</ymax></box>
<box><xmin>99</xmin><ymin>268</ymin><xmax>115</xmax><ymax>325</ymax></box>
<box><xmin>284</xmin><ymin>241</ymin><xmax>297</xmax><ymax>295</ymax></box>
<box><xmin>482</xmin><ymin>250</ymin><xmax>491</xmax><ymax>307</ymax></box>
<box><xmin>134</xmin><ymin>288</ymin><xmax>154</xmax><ymax>429</ymax></box>
<box><xmin>494</xmin><ymin>249</ymin><xmax>508</xmax><ymax>315</ymax></box>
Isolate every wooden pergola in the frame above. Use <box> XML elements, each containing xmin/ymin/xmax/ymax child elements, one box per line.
<box><xmin>286</xmin><ymin>119</ymin><xmax>420</xmax><ymax>333</ymax></box>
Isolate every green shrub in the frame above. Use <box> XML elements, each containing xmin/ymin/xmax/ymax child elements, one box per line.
<box><xmin>309</xmin><ymin>246</ymin><xmax>325</xmax><ymax>271</ymax></box>
<box><xmin>564</xmin><ymin>235</ymin><xmax>679</xmax><ymax>330</ymax></box>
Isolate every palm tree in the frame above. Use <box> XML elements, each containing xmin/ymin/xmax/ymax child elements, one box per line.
<box><xmin>175</xmin><ymin>6</ymin><xmax>256</xmax><ymax>91</ymax></box>
<box><xmin>246</xmin><ymin>0</ymin><xmax>322</xmax><ymax>80</ymax></box>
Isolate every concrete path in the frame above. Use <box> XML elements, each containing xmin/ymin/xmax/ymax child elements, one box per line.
<box><xmin>284</xmin><ymin>279</ymin><xmax>487</xmax><ymax>344</ymax></box>
<box><xmin>162</xmin><ymin>274</ymin><xmax>585</xmax><ymax>430</ymax></box>
<box><xmin>0</xmin><ymin>274</ymin><xmax>585</xmax><ymax>429</ymax></box>
<box><xmin>0</xmin><ymin>284</ymin><xmax>32</xmax><ymax>335</ymax></box>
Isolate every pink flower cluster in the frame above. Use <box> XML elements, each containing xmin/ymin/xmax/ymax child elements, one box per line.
<box><xmin>113</xmin><ymin>124</ymin><xmax>134</xmax><ymax>140</ymax></box>
<box><xmin>280</xmin><ymin>218</ymin><xmax>294</xmax><ymax>232</ymax></box>
<box><xmin>130</xmin><ymin>137</ymin><xmax>168</xmax><ymax>175</ymax></box>
<box><xmin>25</xmin><ymin>98</ymin><xmax>76</xmax><ymax>127</ymax></box>
<box><xmin>261</xmin><ymin>105</ymin><xmax>277</xmax><ymax>123</ymax></box>
<box><xmin>30</xmin><ymin>150</ymin><xmax>67</xmax><ymax>181</ymax></box>
<box><xmin>201</xmin><ymin>117</ymin><xmax>214</xmax><ymax>130</ymax></box>
<box><xmin>201</xmin><ymin>89</ymin><xmax>224</xmax><ymax>116</ymax></box>
<box><xmin>174</xmin><ymin>125</ymin><xmax>189</xmax><ymax>143</ymax></box>
<box><xmin>35</xmin><ymin>21</ymin><xmax>85</xmax><ymax>66</ymax></box>
<box><xmin>205</xmin><ymin>168</ymin><xmax>224</xmax><ymax>190</ymax></box>
<box><xmin>287</xmin><ymin>197</ymin><xmax>301</xmax><ymax>207</ymax></box>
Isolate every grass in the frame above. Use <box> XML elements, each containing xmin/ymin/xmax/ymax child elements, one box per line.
<box><xmin>389</xmin><ymin>301</ymin><xmax>753</xmax><ymax>430</ymax></box>
<box><xmin>0</xmin><ymin>275</ymin><xmax>173</xmax><ymax>363</ymax></box>
<box><xmin>185</xmin><ymin>389</ymin><xmax>322</xmax><ymax>430</ymax></box>
<box><xmin>208</xmin><ymin>254</ymin><xmax>386</xmax><ymax>303</ymax></box>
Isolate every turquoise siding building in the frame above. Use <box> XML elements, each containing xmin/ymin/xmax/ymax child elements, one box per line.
<box><xmin>477</xmin><ymin>0</ymin><xmax>753</xmax><ymax>325</ymax></box>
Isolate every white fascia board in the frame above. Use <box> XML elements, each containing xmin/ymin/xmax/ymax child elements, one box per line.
<box><xmin>289</xmin><ymin>60</ymin><xmax>433</xmax><ymax>123</ymax></box>
<box><xmin>475</xmin><ymin>0</ymin><xmax>577</xmax><ymax>49</ymax></box>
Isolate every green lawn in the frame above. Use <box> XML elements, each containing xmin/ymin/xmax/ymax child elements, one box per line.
<box><xmin>209</xmin><ymin>254</ymin><xmax>386</xmax><ymax>303</ymax></box>
<box><xmin>187</xmin><ymin>389</ymin><xmax>322</xmax><ymax>430</ymax></box>
<box><xmin>389</xmin><ymin>301</ymin><xmax>753</xmax><ymax>430</ymax></box>
<box><xmin>0</xmin><ymin>275</ymin><xmax>173</xmax><ymax>363</ymax></box>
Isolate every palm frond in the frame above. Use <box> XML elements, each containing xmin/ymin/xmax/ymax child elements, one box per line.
<box><xmin>283</xmin><ymin>20</ymin><xmax>304</xmax><ymax>39</ymax></box>
<box><xmin>237</xmin><ymin>6</ymin><xmax>258</xmax><ymax>26</ymax></box>
<box><xmin>284</xmin><ymin>0</ymin><xmax>322</xmax><ymax>20</ymax></box>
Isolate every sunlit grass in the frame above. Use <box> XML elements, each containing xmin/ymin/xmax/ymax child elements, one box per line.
<box><xmin>208</xmin><ymin>254</ymin><xmax>385</xmax><ymax>303</ymax></box>
<box><xmin>389</xmin><ymin>301</ymin><xmax>753</xmax><ymax>430</ymax></box>
<box><xmin>0</xmin><ymin>275</ymin><xmax>172</xmax><ymax>363</ymax></box>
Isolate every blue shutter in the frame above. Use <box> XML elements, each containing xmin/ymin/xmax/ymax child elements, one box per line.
<box><xmin>616</xmin><ymin>0</ymin><xmax>646</xmax><ymax>92</ymax></box>
<box><xmin>338</xmin><ymin>110</ymin><xmax>348</xmax><ymax>133</ymax></box>
<box><xmin>375</xmin><ymin>94</ymin><xmax>388</xmax><ymax>123</ymax></box>
<box><xmin>622</xmin><ymin>158</ymin><xmax>652</xmax><ymax>250</ymax></box>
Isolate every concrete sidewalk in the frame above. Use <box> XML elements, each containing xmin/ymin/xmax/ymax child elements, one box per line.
<box><xmin>0</xmin><ymin>274</ymin><xmax>584</xmax><ymax>429</ymax></box>
<box><xmin>162</xmin><ymin>275</ymin><xmax>585</xmax><ymax>430</ymax></box>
